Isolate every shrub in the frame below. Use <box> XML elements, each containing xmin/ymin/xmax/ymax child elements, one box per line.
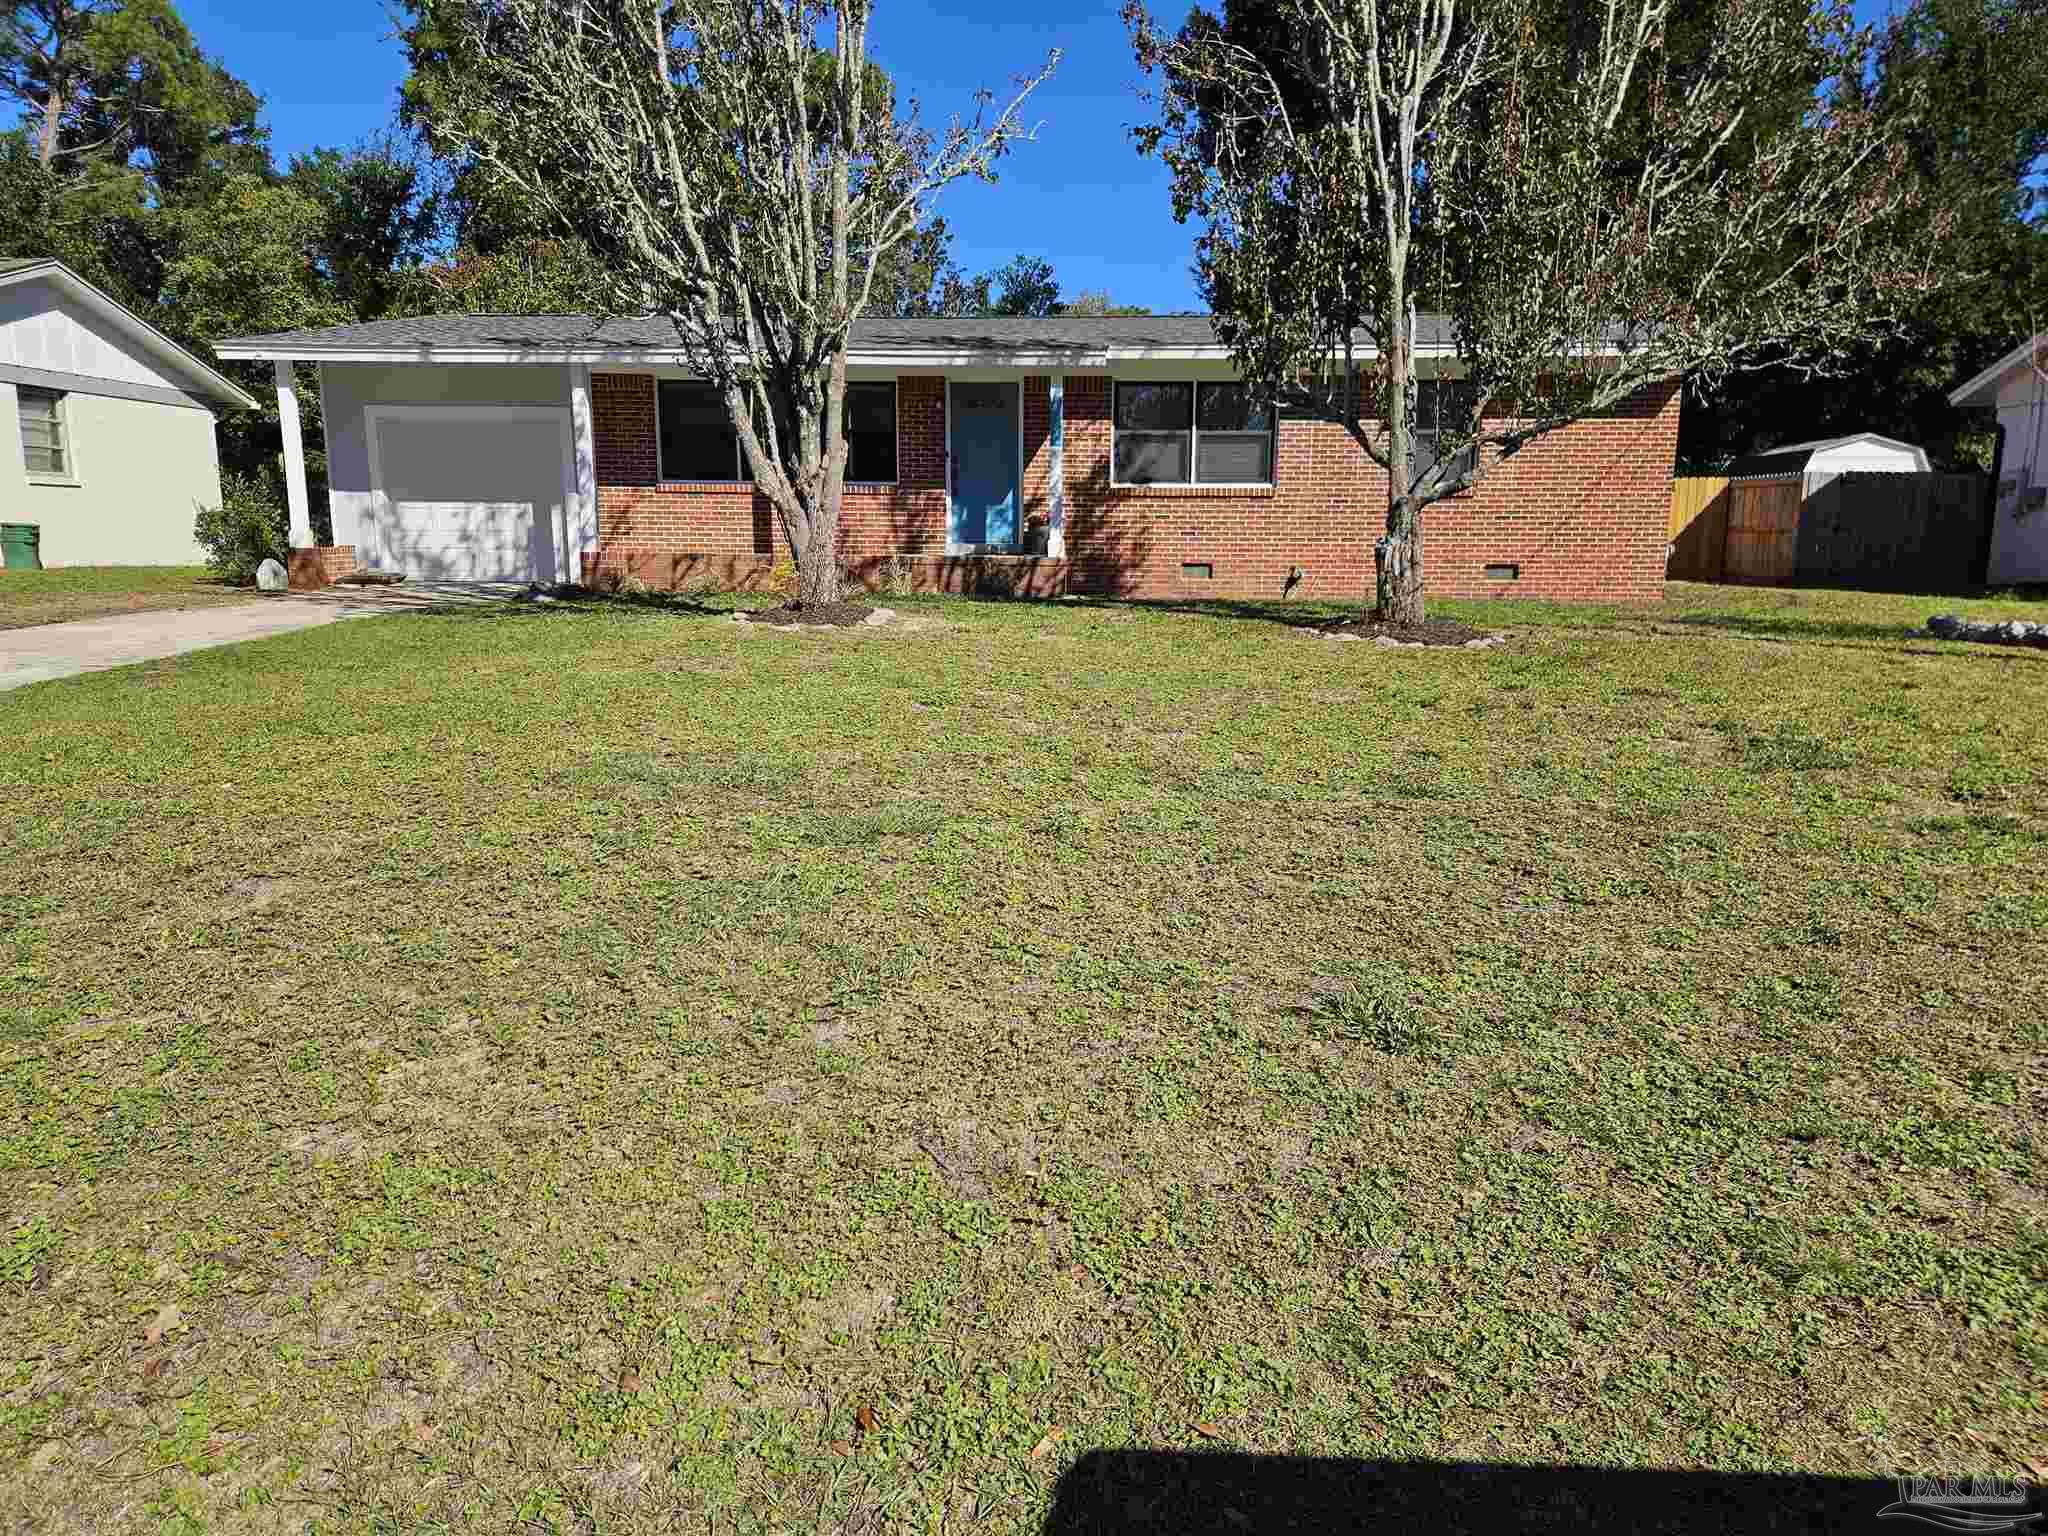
<box><xmin>194</xmin><ymin>472</ymin><xmax>289</xmax><ymax>585</ymax></box>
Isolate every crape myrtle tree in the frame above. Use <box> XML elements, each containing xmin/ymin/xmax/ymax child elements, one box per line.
<box><xmin>416</xmin><ymin>0</ymin><xmax>1058</xmax><ymax>608</ymax></box>
<box><xmin>1126</xmin><ymin>0</ymin><xmax>1948</xmax><ymax>623</ymax></box>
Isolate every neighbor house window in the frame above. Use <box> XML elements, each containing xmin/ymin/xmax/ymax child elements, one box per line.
<box><xmin>1113</xmin><ymin>380</ymin><xmax>1274</xmax><ymax>486</ymax></box>
<box><xmin>19</xmin><ymin>388</ymin><xmax>70</xmax><ymax>478</ymax></box>
<box><xmin>658</xmin><ymin>381</ymin><xmax>748</xmax><ymax>482</ymax></box>
<box><xmin>845</xmin><ymin>381</ymin><xmax>897</xmax><ymax>483</ymax></box>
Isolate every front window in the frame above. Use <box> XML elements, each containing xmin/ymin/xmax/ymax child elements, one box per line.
<box><xmin>845</xmin><ymin>381</ymin><xmax>897</xmax><ymax>483</ymax></box>
<box><xmin>1113</xmin><ymin>380</ymin><xmax>1274</xmax><ymax>486</ymax></box>
<box><xmin>19</xmin><ymin>388</ymin><xmax>69</xmax><ymax>478</ymax></box>
<box><xmin>658</xmin><ymin>381</ymin><xmax>747</xmax><ymax>482</ymax></box>
<box><xmin>658</xmin><ymin>379</ymin><xmax>898</xmax><ymax>484</ymax></box>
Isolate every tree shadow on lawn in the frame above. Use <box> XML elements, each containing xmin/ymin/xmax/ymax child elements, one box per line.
<box><xmin>360</xmin><ymin>585</ymin><xmax>746</xmax><ymax>622</ymax></box>
<box><xmin>997</xmin><ymin>594</ymin><xmax>1359</xmax><ymax>630</ymax></box>
<box><xmin>1044</xmin><ymin>1450</ymin><xmax>2025</xmax><ymax>1536</ymax></box>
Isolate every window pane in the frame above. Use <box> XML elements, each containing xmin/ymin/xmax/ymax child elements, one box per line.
<box><xmin>1415</xmin><ymin>379</ymin><xmax>1475</xmax><ymax>435</ymax></box>
<box><xmin>19</xmin><ymin>390</ymin><xmax>65</xmax><ymax>475</ymax></box>
<box><xmin>1195</xmin><ymin>432</ymin><xmax>1272</xmax><ymax>484</ymax></box>
<box><xmin>1115</xmin><ymin>382</ymin><xmax>1192</xmax><ymax>432</ymax></box>
<box><xmin>847</xmin><ymin>433</ymin><xmax>895</xmax><ymax>483</ymax></box>
<box><xmin>1196</xmin><ymin>383</ymin><xmax>1271</xmax><ymax>433</ymax></box>
<box><xmin>846</xmin><ymin>382</ymin><xmax>894</xmax><ymax>434</ymax></box>
<box><xmin>1114</xmin><ymin>431</ymin><xmax>1189</xmax><ymax>484</ymax></box>
<box><xmin>845</xmin><ymin>382</ymin><xmax>896</xmax><ymax>482</ymax></box>
<box><xmin>658</xmin><ymin>381</ymin><xmax>744</xmax><ymax>481</ymax></box>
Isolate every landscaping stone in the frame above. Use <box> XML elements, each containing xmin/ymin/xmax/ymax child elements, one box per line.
<box><xmin>255</xmin><ymin>558</ymin><xmax>287</xmax><ymax>593</ymax></box>
<box><xmin>1299</xmin><ymin>625</ymin><xmax>1506</xmax><ymax>651</ymax></box>
<box><xmin>1926</xmin><ymin>614</ymin><xmax>2048</xmax><ymax>648</ymax></box>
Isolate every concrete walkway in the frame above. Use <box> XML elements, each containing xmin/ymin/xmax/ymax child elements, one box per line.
<box><xmin>0</xmin><ymin>582</ymin><xmax>525</xmax><ymax>693</ymax></box>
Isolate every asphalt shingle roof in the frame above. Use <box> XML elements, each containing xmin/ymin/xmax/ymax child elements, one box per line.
<box><xmin>215</xmin><ymin>311</ymin><xmax>1461</xmax><ymax>356</ymax></box>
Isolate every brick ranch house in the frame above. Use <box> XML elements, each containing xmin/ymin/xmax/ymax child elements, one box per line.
<box><xmin>212</xmin><ymin>314</ymin><xmax>1680</xmax><ymax>601</ymax></box>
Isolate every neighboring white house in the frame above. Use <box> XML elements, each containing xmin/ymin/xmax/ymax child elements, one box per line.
<box><xmin>1950</xmin><ymin>333</ymin><xmax>2048</xmax><ymax>586</ymax></box>
<box><xmin>0</xmin><ymin>257</ymin><xmax>256</xmax><ymax>567</ymax></box>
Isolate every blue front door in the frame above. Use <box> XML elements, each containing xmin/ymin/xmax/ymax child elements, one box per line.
<box><xmin>949</xmin><ymin>382</ymin><xmax>1020</xmax><ymax>549</ymax></box>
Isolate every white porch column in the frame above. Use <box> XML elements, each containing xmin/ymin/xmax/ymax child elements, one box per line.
<box><xmin>568</xmin><ymin>364</ymin><xmax>596</xmax><ymax>585</ymax></box>
<box><xmin>275</xmin><ymin>359</ymin><xmax>312</xmax><ymax>547</ymax></box>
<box><xmin>1047</xmin><ymin>373</ymin><xmax>1066</xmax><ymax>559</ymax></box>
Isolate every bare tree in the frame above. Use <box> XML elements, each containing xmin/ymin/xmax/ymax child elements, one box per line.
<box><xmin>1128</xmin><ymin>0</ymin><xmax>1947</xmax><ymax>623</ymax></box>
<box><xmin>422</xmin><ymin>0</ymin><xmax>1057</xmax><ymax>606</ymax></box>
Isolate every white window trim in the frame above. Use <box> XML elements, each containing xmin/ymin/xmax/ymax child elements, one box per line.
<box><xmin>20</xmin><ymin>386</ymin><xmax>81</xmax><ymax>487</ymax></box>
<box><xmin>1109</xmin><ymin>379</ymin><xmax>1276</xmax><ymax>489</ymax></box>
<box><xmin>652</xmin><ymin>377</ymin><xmax>901</xmax><ymax>488</ymax></box>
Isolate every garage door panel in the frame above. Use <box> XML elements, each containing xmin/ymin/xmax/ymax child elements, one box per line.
<box><xmin>368</xmin><ymin>413</ymin><xmax>567</xmax><ymax>583</ymax></box>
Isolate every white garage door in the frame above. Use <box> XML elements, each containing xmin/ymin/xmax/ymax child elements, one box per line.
<box><xmin>367</xmin><ymin>408</ymin><xmax>571</xmax><ymax>582</ymax></box>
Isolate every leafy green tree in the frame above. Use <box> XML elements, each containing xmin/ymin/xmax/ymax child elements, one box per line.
<box><xmin>2</xmin><ymin>0</ymin><xmax>264</xmax><ymax>200</ymax></box>
<box><xmin>1130</xmin><ymin>0</ymin><xmax>1944</xmax><ymax>621</ymax></box>
<box><xmin>1679</xmin><ymin>0</ymin><xmax>2048</xmax><ymax>469</ymax></box>
<box><xmin>159</xmin><ymin>172</ymin><xmax>351</xmax><ymax>495</ymax></box>
<box><xmin>286</xmin><ymin>136</ymin><xmax>444</xmax><ymax>320</ymax></box>
<box><xmin>403</xmin><ymin>237</ymin><xmax>609</xmax><ymax>315</ymax></box>
<box><xmin>1058</xmin><ymin>289</ymin><xmax>1152</xmax><ymax>316</ymax></box>
<box><xmin>985</xmin><ymin>254</ymin><xmax>1061</xmax><ymax>317</ymax></box>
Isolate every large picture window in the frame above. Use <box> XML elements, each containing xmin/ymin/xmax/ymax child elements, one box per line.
<box><xmin>658</xmin><ymin>381</ymin><xmax>747</xmax><ymax>482</ymax></box>
<box><xmin>1113</xmin><ymin>380</ymin><xmax>1274</xmax><ymax>486</ymax></box>
<box><xmin>658</xmin><ymin>379</ymin><xmax>898</xmax><ymax>484</ymax></box>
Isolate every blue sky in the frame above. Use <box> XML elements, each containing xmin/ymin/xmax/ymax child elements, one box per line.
<box><xmin>161</xmin><ymin>0</ymin><xmax>1909</xmax><ymax>315</ymax></box>
<box><xmin>173</xmin><ymin>0</ymin><xmax>1204</xmax><ymax>311</ymax></box>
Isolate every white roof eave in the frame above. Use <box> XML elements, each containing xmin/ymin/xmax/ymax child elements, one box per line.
<box><xmin>1949</xmin><ymin>333</ymin><xmax>2047</xmax><ymax>408</ymax></box>
<box><xmin>207</xmin><ymin>340</ymin><xmax>1478</xmax><ymax>368</ymax></box>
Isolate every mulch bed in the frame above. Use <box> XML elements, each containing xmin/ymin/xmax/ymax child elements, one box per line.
<box><xmin>738</xmin><ymin>600</ymin><xmax>876</xmax><ymax>628</ymax></box>
<box><xmin>1315</xmin><ymin>615</ymin><xmax>1499</xmax><ymax>647</ymax></box>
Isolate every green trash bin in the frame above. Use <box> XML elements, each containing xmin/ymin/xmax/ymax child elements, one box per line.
<box><xmin>0</xmin><ymin>523</ymin><xmax>40</xmax><ymax>571</ymax></box>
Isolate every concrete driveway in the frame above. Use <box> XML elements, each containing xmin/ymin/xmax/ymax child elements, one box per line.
<box><xmin>0</xmin><ymin>582</ymin><xmax>526</xmax><ymax>693</ymax></box>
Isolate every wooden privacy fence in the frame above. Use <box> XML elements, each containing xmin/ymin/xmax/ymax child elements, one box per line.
<box><xmin>1724</xmin><ymin>480</ymin><xmax>1804</xmax><ymax>585</ymax></box>
<box><xmin>1667</xmin><ymin>472</ymin><xmax>1989</xmax><ymax>590</ymax></box>
<box><xmin>1798</xmin><ymin>473</ymin><xmax>1988</xmax><ymax>592</ymax></box>
<box><xmin>1667</xmin><ymin>477</ymin><xmax>1729</xmax><ymax>581</ymax></box>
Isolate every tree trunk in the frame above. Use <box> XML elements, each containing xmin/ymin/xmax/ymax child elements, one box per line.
<box><xmin>794</xmin><ymin>491</ymin><xmax>845</xmax><ymax>607</ymax></box>
<box><xmin>1377</xmin><ymin>305</ymin><xmax>1426</xmax><ymax>626</ymax></box>
<box><xmin>39</xmin><ymin>84</ymin><xmax>62</xmax><ymax>168</ymax></box>
<box><xmin>1375</xmin><ymin>502</ymin><xmax>1425</xmax><ymax>625</ymax></box>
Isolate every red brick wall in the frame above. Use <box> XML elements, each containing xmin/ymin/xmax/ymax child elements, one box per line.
<box><xmin>586</xmin><ymin>372</ymin><xmax>949</xmax><ymax>587</ymax></box>
<box><xmin>1022</xmin><ymin>376</ymin><xmax>1053</xmax><ymax>537</ymax></box>
<box><xmin>287</xmin><ymin>544</ymin><xmax>358</xmax><ymax>590</ymax></box>
<box><xmin>586</xmin><ymin>369</ymin><xmax>1680</xmax><ymax>602</ymax></box>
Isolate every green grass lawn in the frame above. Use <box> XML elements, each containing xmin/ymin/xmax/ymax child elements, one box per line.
<box><xmin>2</xmin><ymin>581</ymin><xmax>2044</xmax><ymax>1533</ymax></box>
<box><xmin>0</xmin><ymin>567</ymin><xmax>252</xmax><ymax>630</ymax></box>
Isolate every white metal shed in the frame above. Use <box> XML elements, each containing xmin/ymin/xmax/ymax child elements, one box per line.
<box><xmin>1726</xmin><ymin>432</ymin><xmax>1932</xmax><ymax>486</ymax></box>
